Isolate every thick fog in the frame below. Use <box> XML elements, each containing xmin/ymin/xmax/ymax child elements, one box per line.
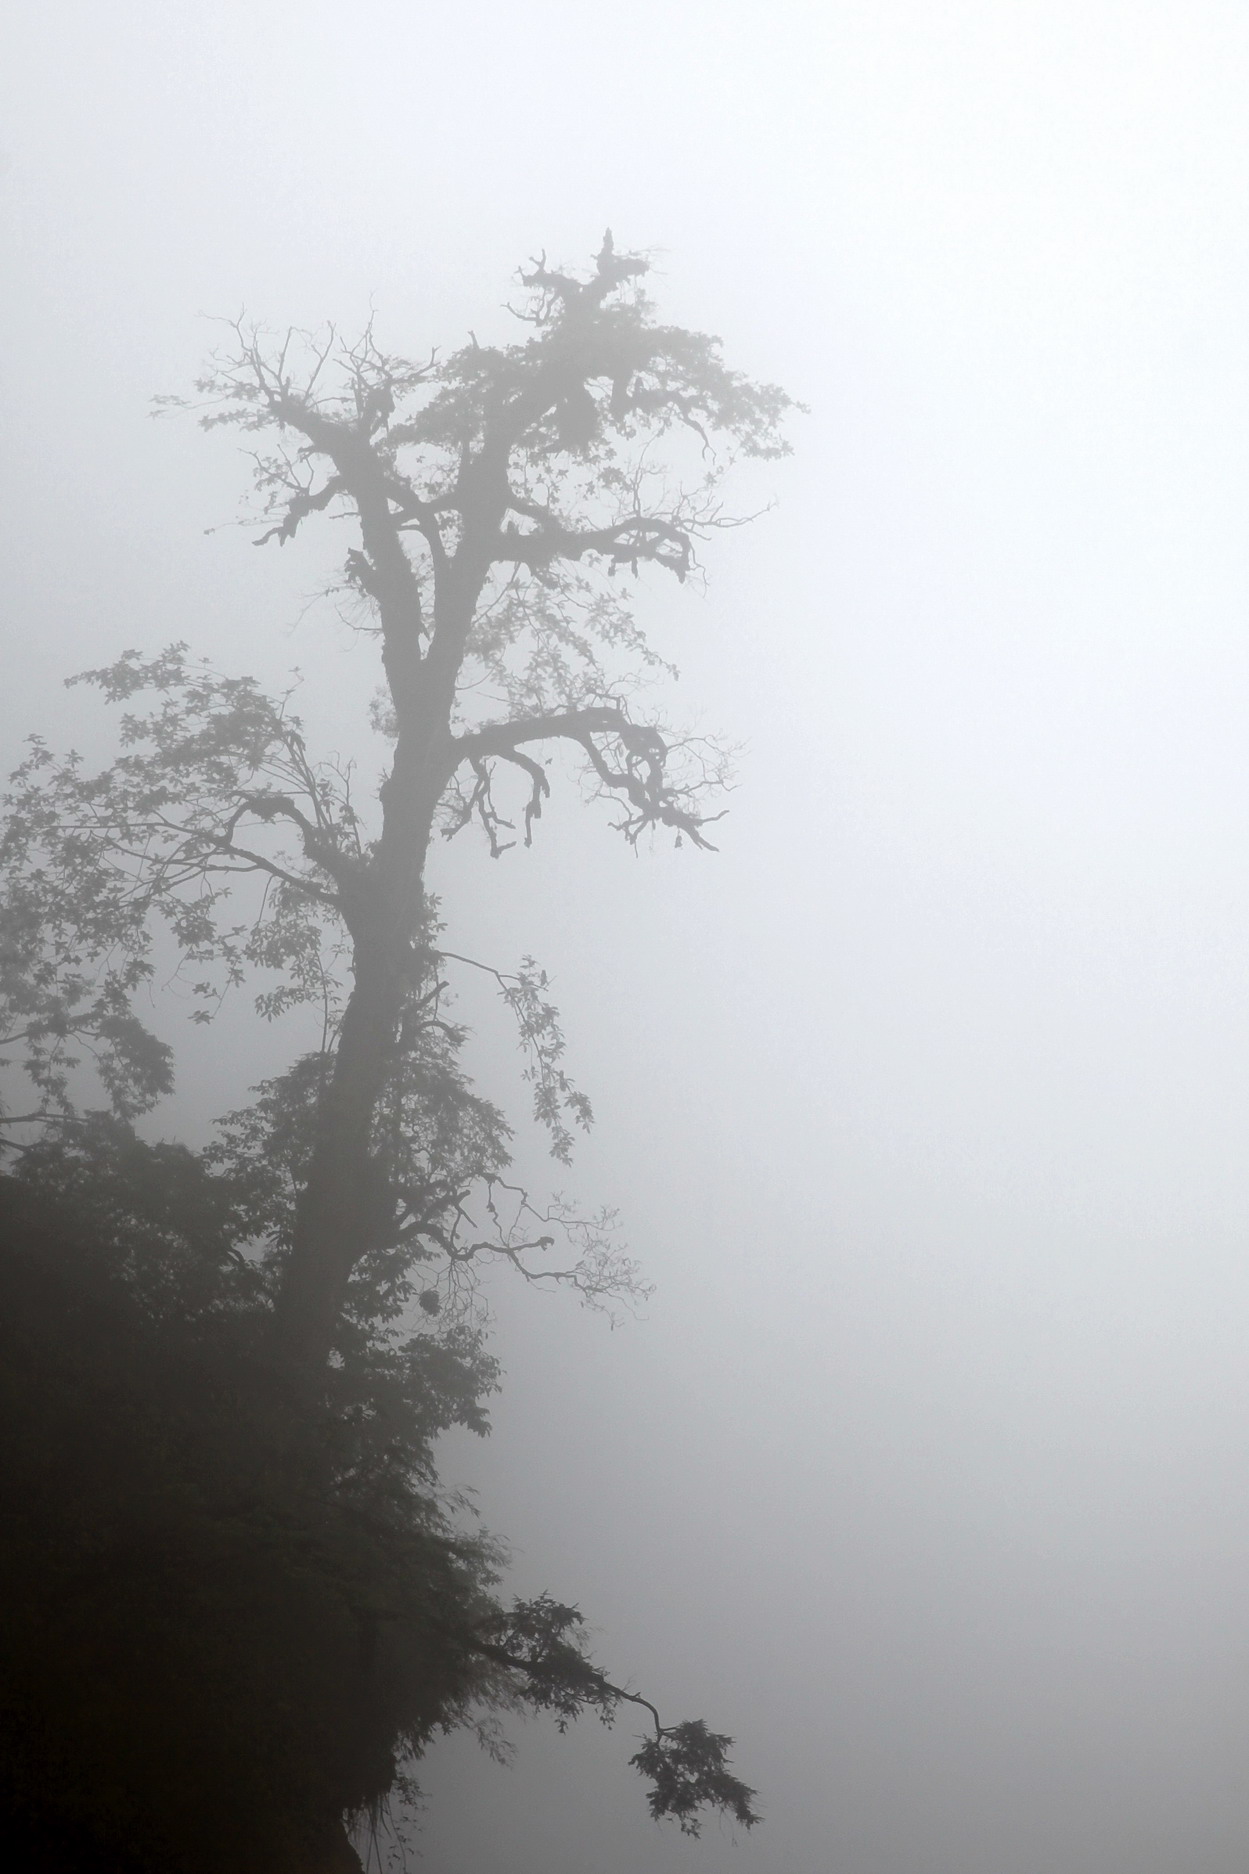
<box><xmin>6</xmin><ymin>4</ymin><xmax>1249</xmax><ymax>1869</ymax></box>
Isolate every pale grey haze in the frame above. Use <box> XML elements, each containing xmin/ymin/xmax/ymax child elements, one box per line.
<box><xmin>4</xmin><ymin>4</ymin><xmax>1249</xmax><ymax>1870</ymax></box>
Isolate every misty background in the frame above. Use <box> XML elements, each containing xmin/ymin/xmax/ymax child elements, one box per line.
<box><xmin>5</xmin><ymin>4</ymin><xmax>1249</xmax><ymax>1870</ymax></box>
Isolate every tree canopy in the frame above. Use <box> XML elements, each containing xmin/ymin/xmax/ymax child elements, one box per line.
<box><xmin>0</xmin><ymin>236</ymin><xmax>794</xmax><ymax>1872</ymax></box>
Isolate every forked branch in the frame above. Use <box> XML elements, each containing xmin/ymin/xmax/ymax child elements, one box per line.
<box><xmin>452</xmin><ymin>707</ymin><xmax>723</xmax><ymax>848</ymax></box>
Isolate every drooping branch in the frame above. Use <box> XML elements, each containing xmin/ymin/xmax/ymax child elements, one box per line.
<box><xmin>452</xmin><ymin>707</ymin><xmax>724</xmax><ymax>848</ymax></box>
<box><xmin>474</xmin><ymin>1594</ymin><xmax>760</xmax><ymax>1837</ymax></box>
<box><xmin>430</xmin><ymin>954</ymin><xmax>596</xmax><ymax>1167</ymax></box>
<box><xmin>442</xmin><ymin>749</ymin><xmax>550</xmax><ymax>856</ymax></box>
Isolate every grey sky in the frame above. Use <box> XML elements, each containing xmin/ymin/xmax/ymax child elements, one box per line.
<box><xmin>5</xmin><ymin>4</ymin><xmax>1249</xmax><ymax>1870</ymax></box>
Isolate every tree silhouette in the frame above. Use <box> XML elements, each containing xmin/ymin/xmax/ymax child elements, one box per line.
<box><xmin>0</xmin><ymin>236</ymin><xmax>793</xmax><ymax>1866</ymax></box>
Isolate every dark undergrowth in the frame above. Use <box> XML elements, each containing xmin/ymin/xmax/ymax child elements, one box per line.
<box><xmin>0</xmin><ymin>1174</ymin><xmax>498</xmax><ymax>1874</ymax></box>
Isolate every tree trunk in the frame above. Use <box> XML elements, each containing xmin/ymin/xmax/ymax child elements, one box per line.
<box><xmin>270</xmin><ymin>752</ymin><xmax>448</xmax><ymax>1375</ymax></box>
<box><xmin>270</xmin><ymin>934</ymin><xmax>408</xmax><ymax>1370</ymax></box>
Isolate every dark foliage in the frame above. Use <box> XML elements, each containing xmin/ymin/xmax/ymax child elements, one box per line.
<box><xmin>0</xmin><ymin>1173</ymin><xmax>500</xmax><ymax>1874</ymax></box>
<box><xmin>0</xmin><ymin>1145</ymin><xmax>758</xmax><ymax>1871</ymax></box>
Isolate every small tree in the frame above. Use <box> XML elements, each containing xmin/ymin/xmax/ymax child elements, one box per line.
<box><xmin>0</xmin><ymin>236</ymin><xmax>793</xmax><ymax>1860</ymax></box>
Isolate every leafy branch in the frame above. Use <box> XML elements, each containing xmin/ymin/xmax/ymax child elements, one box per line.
<box><xmin>480</xmin><ymin>1594</ymin><xmax>759</xmax><ymax>1836</ymax></box>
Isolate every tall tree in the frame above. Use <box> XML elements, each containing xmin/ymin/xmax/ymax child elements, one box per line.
<box><xmin>0</xmin><ymin>234</ymin><xmax>795</xmax><ymax>1865</ymax></box>
<box><xmin>1</xmin><ymin>234</ymin><xmax>793</xmax><ymax>1377</ymax></box>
